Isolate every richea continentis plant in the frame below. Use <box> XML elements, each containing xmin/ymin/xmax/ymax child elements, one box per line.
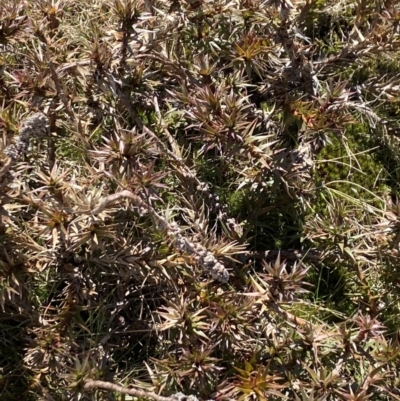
<box><xmin>2</xmin><ymin>0</ymin><xmax>400</xmax><ymax>400</ymax></box>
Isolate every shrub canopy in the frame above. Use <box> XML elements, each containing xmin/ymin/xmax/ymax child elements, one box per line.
<box><xmin>1</xmin><ymin>0</ymin><xmax>400</xmax><ymax>400</ymax></box>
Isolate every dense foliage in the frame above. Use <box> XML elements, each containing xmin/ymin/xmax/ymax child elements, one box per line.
<box><xmin>1</xmin><ymin>0</ymin><xmax>400</xmax><ymax>400</ymax></box>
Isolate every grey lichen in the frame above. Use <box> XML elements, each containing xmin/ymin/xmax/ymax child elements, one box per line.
<box><xmin>3</xmin><ymin>113</ymin><xmax>47</xmax><ymax>160</ymax></box>
<box><xmin>1</xmin><ymin>113</ymin><xmax>47</xmax><ymax>181</ymax></box>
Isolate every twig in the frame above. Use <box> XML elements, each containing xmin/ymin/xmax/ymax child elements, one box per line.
<box><xmin>91</xmin><ymin>190</ymin><xmax>168</xmax><ymax>229</ymax></box>
<box><xmin>152</xmin><ymin>93</ymin><xmax>182</xmax><ymax>159</ymax></box>
<box><xmin>104</xmin><ymin>71</ymin><xmax>198</xmax><ymax>182</ymax></box>
<box><xmin>248</xmin><ymin>248</ymin><xmax>339</xmax><ymax>263</ymax></box>
<box><xmin>135</xmin><ymin>53</ymin><xmax>202</xmax><ymax>86</ymax></box>
<box><xmin>0</xmin><ymin>158</ymin><xmax>13</xmax><ymax>180</ymax></box>
<box><xmin>84</xmin><ymin>380</ymin><xmax>174</xmax><ymax>401</ymax></box>
<box><xmin>48</xmin><ymin>62</ymin><xmax>75</xmax><ymax>121</ymax></box>
<box><xmin>91</xmin><ymin>190</ymin><xmax>230</xmax><ymax>282</ymax></box>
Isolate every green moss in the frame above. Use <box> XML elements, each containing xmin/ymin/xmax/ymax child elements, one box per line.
<box><xmin>307</xmin><ymin>262</ymin><xmax>357</xmax><ymax>319</ymax></box>
<box><xmin>225</xmin><ymin>189</ymin><xmax>250</xmax><ymax>217</ymax></box>
<box><xmin>302</xmin><ymin>0</ymin><xmax>351</xmax><ymax>45</ymax></box>
<box><xmin>0</xmin><ymin>319</ymin><xmax>34</xmax><ymax>400</ymax></box>
<box><xmin>314</xmin><ymin>123</ymin><xmax>388</xmax><ymax>211</ymax></box>
<box><xmin>344</xmin><ymin>54</ymin><xmax>400</xmax><ymax>88</ymax></box>
<box><xmin>304</xmin><ymin>123</ymin><xmax>392</xmax><ymax>316</ymax></box>
<box><xmin>55</xmin><ymin>136</ymin><xmax>88</xmax><ymax>162</ymax></box>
